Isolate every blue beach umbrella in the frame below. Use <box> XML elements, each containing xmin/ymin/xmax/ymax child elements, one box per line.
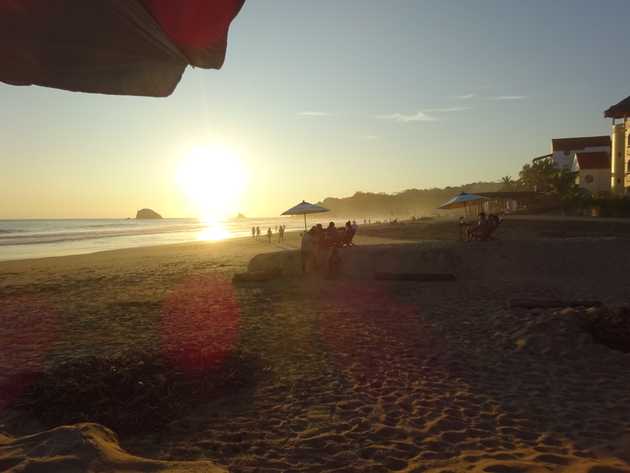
<box><xmin>438</xmin><ymin>192</ymin><xmax>488</xmax><ymax>215</ymax></box>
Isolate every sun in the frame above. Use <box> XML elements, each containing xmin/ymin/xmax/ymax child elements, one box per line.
<box><xmin>176</xmin><ymin>144</ymin><xmax>248</xmax><ymax>223</ymax></box>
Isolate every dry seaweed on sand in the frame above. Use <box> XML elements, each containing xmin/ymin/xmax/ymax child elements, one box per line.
<box><xmin>13</xmin><ymin>350</ymin><xmax>264</xmax><ymax>434</ymax></box>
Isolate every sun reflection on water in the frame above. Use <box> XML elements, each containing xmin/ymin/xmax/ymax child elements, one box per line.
<box><xmin>197</xmin><ymin>223</ymin><xmax>230</xmax><ymax>241</ymax></box>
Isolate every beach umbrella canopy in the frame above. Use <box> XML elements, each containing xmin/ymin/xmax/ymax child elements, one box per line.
<box><xmin>438</xmin><ymin>192</ymin><xmax>488</xmax><ymax>210</ymax></box>
<box><xmin>282</xmin><ymin>201</ymin><xmax>329</xmax><ymax>230</ymax></box>
<box><xmin>0</xmin><ymin>0</ymin><xmax>244</xmax><ymax>97</ymax></box>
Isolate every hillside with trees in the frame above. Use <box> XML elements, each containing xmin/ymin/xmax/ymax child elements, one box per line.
<box><xmin>317</xmin><ymin>181</ymin><xmax>502</xmax><ymax>218</ymax></box>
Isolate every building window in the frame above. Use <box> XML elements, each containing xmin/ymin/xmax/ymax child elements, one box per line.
<box><xmin>585</xmin><ymin>175</ymin><xmax>594</xmax><ymax>184</ymax></box>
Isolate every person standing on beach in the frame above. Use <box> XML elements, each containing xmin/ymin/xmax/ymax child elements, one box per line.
<box><xmin>256</xmin><ymin>226</ymin><xmax>260</xmax><ymax>239</ymax></box>
<box><xmin>267</xmin><ymin>227</ymin><xmax>272</xmax><ymax>243</ymax></box>
<box><xmin>252</xmin><ymin>226</ymin><xmax>256</xmax><ymax>239</ymax></box>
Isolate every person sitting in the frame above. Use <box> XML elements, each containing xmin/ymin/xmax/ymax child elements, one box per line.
<box><xmin>468</xmin><ymin>212</ymin><xmax>501</xmax><ymax>241</ymax></box>
<box><xmin>312</xmin><ymin>224</ymin><xmax>325</xmax><ymax>267</ymax></box>
<box><xmin>467</xmin><ymin>212</ymin><xmax>488</xmax><ymax>241</ymax></box>
<box><xmin>301</xmin><ymin>227</ymin><xmax>315</xmax><ymax>273</ymax></box>
<box><xmin>484</xmin><ymin>214</ymin><xmax>502</xmax><ymax>240</ymax></box>
<box><xmin>325</xmin><ymin>222</ymin><xmax>338</xmax><ymax>247</ymax></box>
<box><xmin>341</xmin><ymin>221</ymin><xmax>356</xmax><ymax>246</ymax></box>
<box><xmin>488</xmin><ymin>213</ymin><xmax>501</xmax><ymax>228</ymax></box>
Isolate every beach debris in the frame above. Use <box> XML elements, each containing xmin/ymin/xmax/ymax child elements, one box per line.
<box><xmin>374</xmin><ymin>272</ymin><xmax>456</xmax><ymax>282</ymax></box>
<box><xmin>506</xmin><ymin>304</ymin><xmax>630</xmax><ymax>354</ymax></box>
<box><xmin>13</xmin><ymin>350</ymin><xmax>262</xmax><ymax>434</ymax></box>
<box><xmin>233</xmin><ymin>268</ymin><xmax>283</xmax><ymax>283</ymax></box>
<box><xmin>578</xmin><ymin>305</ymin><xmax>630</xmax><ymax>353</ymax></box>
<box><xmin>509</xmin><ymin>299</ymin><xmax>602</xmax><ymax>309</ymax></box>
<box><xmin>0</xmin><ymin>423</ymin><xmax>227</xmax><ymax>473</ymax></box>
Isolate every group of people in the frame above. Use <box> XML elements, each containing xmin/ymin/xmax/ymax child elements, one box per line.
<box><xmin>251</xmin><ymin>224</ymin><xmax>287</xmax><ymax>243</ymax></box>
<box><xmin>300</xmin><ymin>220</ymin><xmax>358</xmax><ymax>276</ymax></box>
<box><xmin>459</xmin><ymin>212</ymin><xmax>501</xmax><ymax>241</ymax></box>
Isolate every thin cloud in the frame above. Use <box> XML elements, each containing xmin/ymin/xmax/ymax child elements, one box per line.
<box><xmin>376</xmin><ymin>106</ymin><xmax>469</xmax><ymax>123</ymax></box>
<box><xmin>454</xmin><ymin>94</ymin><xmax>476</xmax><ymax>100</ymax></box>
<box><xmin>376</xmin><ymin>111</ymin><xmax>437</xmax><ymax>123</ymax></box>
<box><xmin>492</xmin><ymin>95</ymin><xmax>526</xmax><ymax>101</ymax></box>
<box><xmin>423</xmin><ymin>106</ymin><xmax>470</xmax><ymax>113</ymax></box>
<box><xmin>297</xmin><ymin>111</ymin><xmax>332</xmax><ymax>117</ymax></box>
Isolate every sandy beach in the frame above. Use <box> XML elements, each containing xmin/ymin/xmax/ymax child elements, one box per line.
<box><xmin>2</xmin><ymin>218</ymin><xmax>630</xmax><ymax>473</ymax></box>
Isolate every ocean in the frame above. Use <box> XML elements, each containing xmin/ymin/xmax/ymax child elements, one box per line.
<box><xmin>0</xmin><ymin>217</ymin><xmax>354</xmax><ymax>262</ymax></box>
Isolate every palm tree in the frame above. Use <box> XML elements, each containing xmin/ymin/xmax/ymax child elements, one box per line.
<box><xmin>501</xmin><ymin>176</ymin><xmax>514</xmax><ymax>191</ymax></box>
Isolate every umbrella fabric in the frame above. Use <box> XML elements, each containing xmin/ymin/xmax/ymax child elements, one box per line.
<box><xmin>438</xmin><ymin>192</ymin><xmax>488</xmax><ymax>210</ymax></box>
<box><xmin>0</xmin><ymin>0</ymin><xmax>244</xmax><ymax>97</ymax></box>
<box><xmin>282</xmin><ymin>201</ymin><xmax>329</xmax><ymax>216</ymax></box>
<box><xmin>282</xmin><ymin>201</ymin><xmax>329</xmax><ymax>231</ymax></box>
<box><xmin>142</xmin><ymin>0</ymin><xmax>244</xmax><ymax>68</ymax></box>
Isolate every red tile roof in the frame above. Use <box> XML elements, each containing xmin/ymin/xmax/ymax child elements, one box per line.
<box><xmin>552</xmin><ymin>136</ymin><xmax>610</xmax><ymax>152</ymax></box>
<box><xmin>605</xmin><ymin>95</ymin><xmax>630</xmax><ymax>119</ymax></box>
<box><xmin>575</xmin><ymin>152</ymin><xmax>610</xmax><ymax>170</ymax></box>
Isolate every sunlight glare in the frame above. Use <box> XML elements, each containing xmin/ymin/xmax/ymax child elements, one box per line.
<box><xmin>197</xmin><ymin>224</ymin><xmax>231</xmax><ymax>241</ymax></box>
<box><xmin>176</xmin><ymin>144</ymin><xmax>248</xmax><ymax>227</ymax></box>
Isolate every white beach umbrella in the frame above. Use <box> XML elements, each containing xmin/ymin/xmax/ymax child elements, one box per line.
<box><xmin>438</xmin><ymin>192</ymin><xmax>488</xmax><ymax>215</ymax></box>
<box><xmin>282</xmin><ymin>201</ymin><xmax>329</xmax><ymax>230</ymax></box>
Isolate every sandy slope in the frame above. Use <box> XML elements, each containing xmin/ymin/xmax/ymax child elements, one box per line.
<box><xmin>0</xmin><ymin>423</ymin><xmax>226</xmax><ymax>472</ymax></box>
<box><xmin>1</xmin><ymin>224</ymin><xmax>630</xmax><ymax>472</ymax></box>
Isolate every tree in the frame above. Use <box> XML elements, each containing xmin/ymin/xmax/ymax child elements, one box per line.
<box><xmin>517</xmin><ymin>159</ymin><xmax>591</xmax><ymax>213</ymax></box>
<box><xmin>551</xmin><ymin>168</ymin><xmax>580</xmax><ymax>196</ymax></box>
<box><xmin>518</xmin><ymin>159</ymin><xmax>558</xmax><ymax>193</ymax></box>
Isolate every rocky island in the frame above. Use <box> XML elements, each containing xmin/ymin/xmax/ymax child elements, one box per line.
<box><xmin>135</xmin><ymin>208</ymin><xmax>162</xmax><ymax>219</ymax></box>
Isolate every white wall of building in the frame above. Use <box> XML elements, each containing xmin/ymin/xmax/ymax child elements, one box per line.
<box><xmin>576</xmin><ymin>168</ymin><xmax>611</xmax><ymax>194</ymax></box>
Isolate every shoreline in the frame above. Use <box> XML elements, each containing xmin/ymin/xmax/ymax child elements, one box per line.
<box><xmin>0</xmin><ymin>217</ymin><xmax>356</xmax><ymax>263</ymax></box>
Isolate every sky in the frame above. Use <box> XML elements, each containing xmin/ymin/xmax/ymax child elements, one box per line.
<box><xmin>1</xmin><ymin>0</ymin><xmax>629</xmax><ymax>219</ymax></box>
